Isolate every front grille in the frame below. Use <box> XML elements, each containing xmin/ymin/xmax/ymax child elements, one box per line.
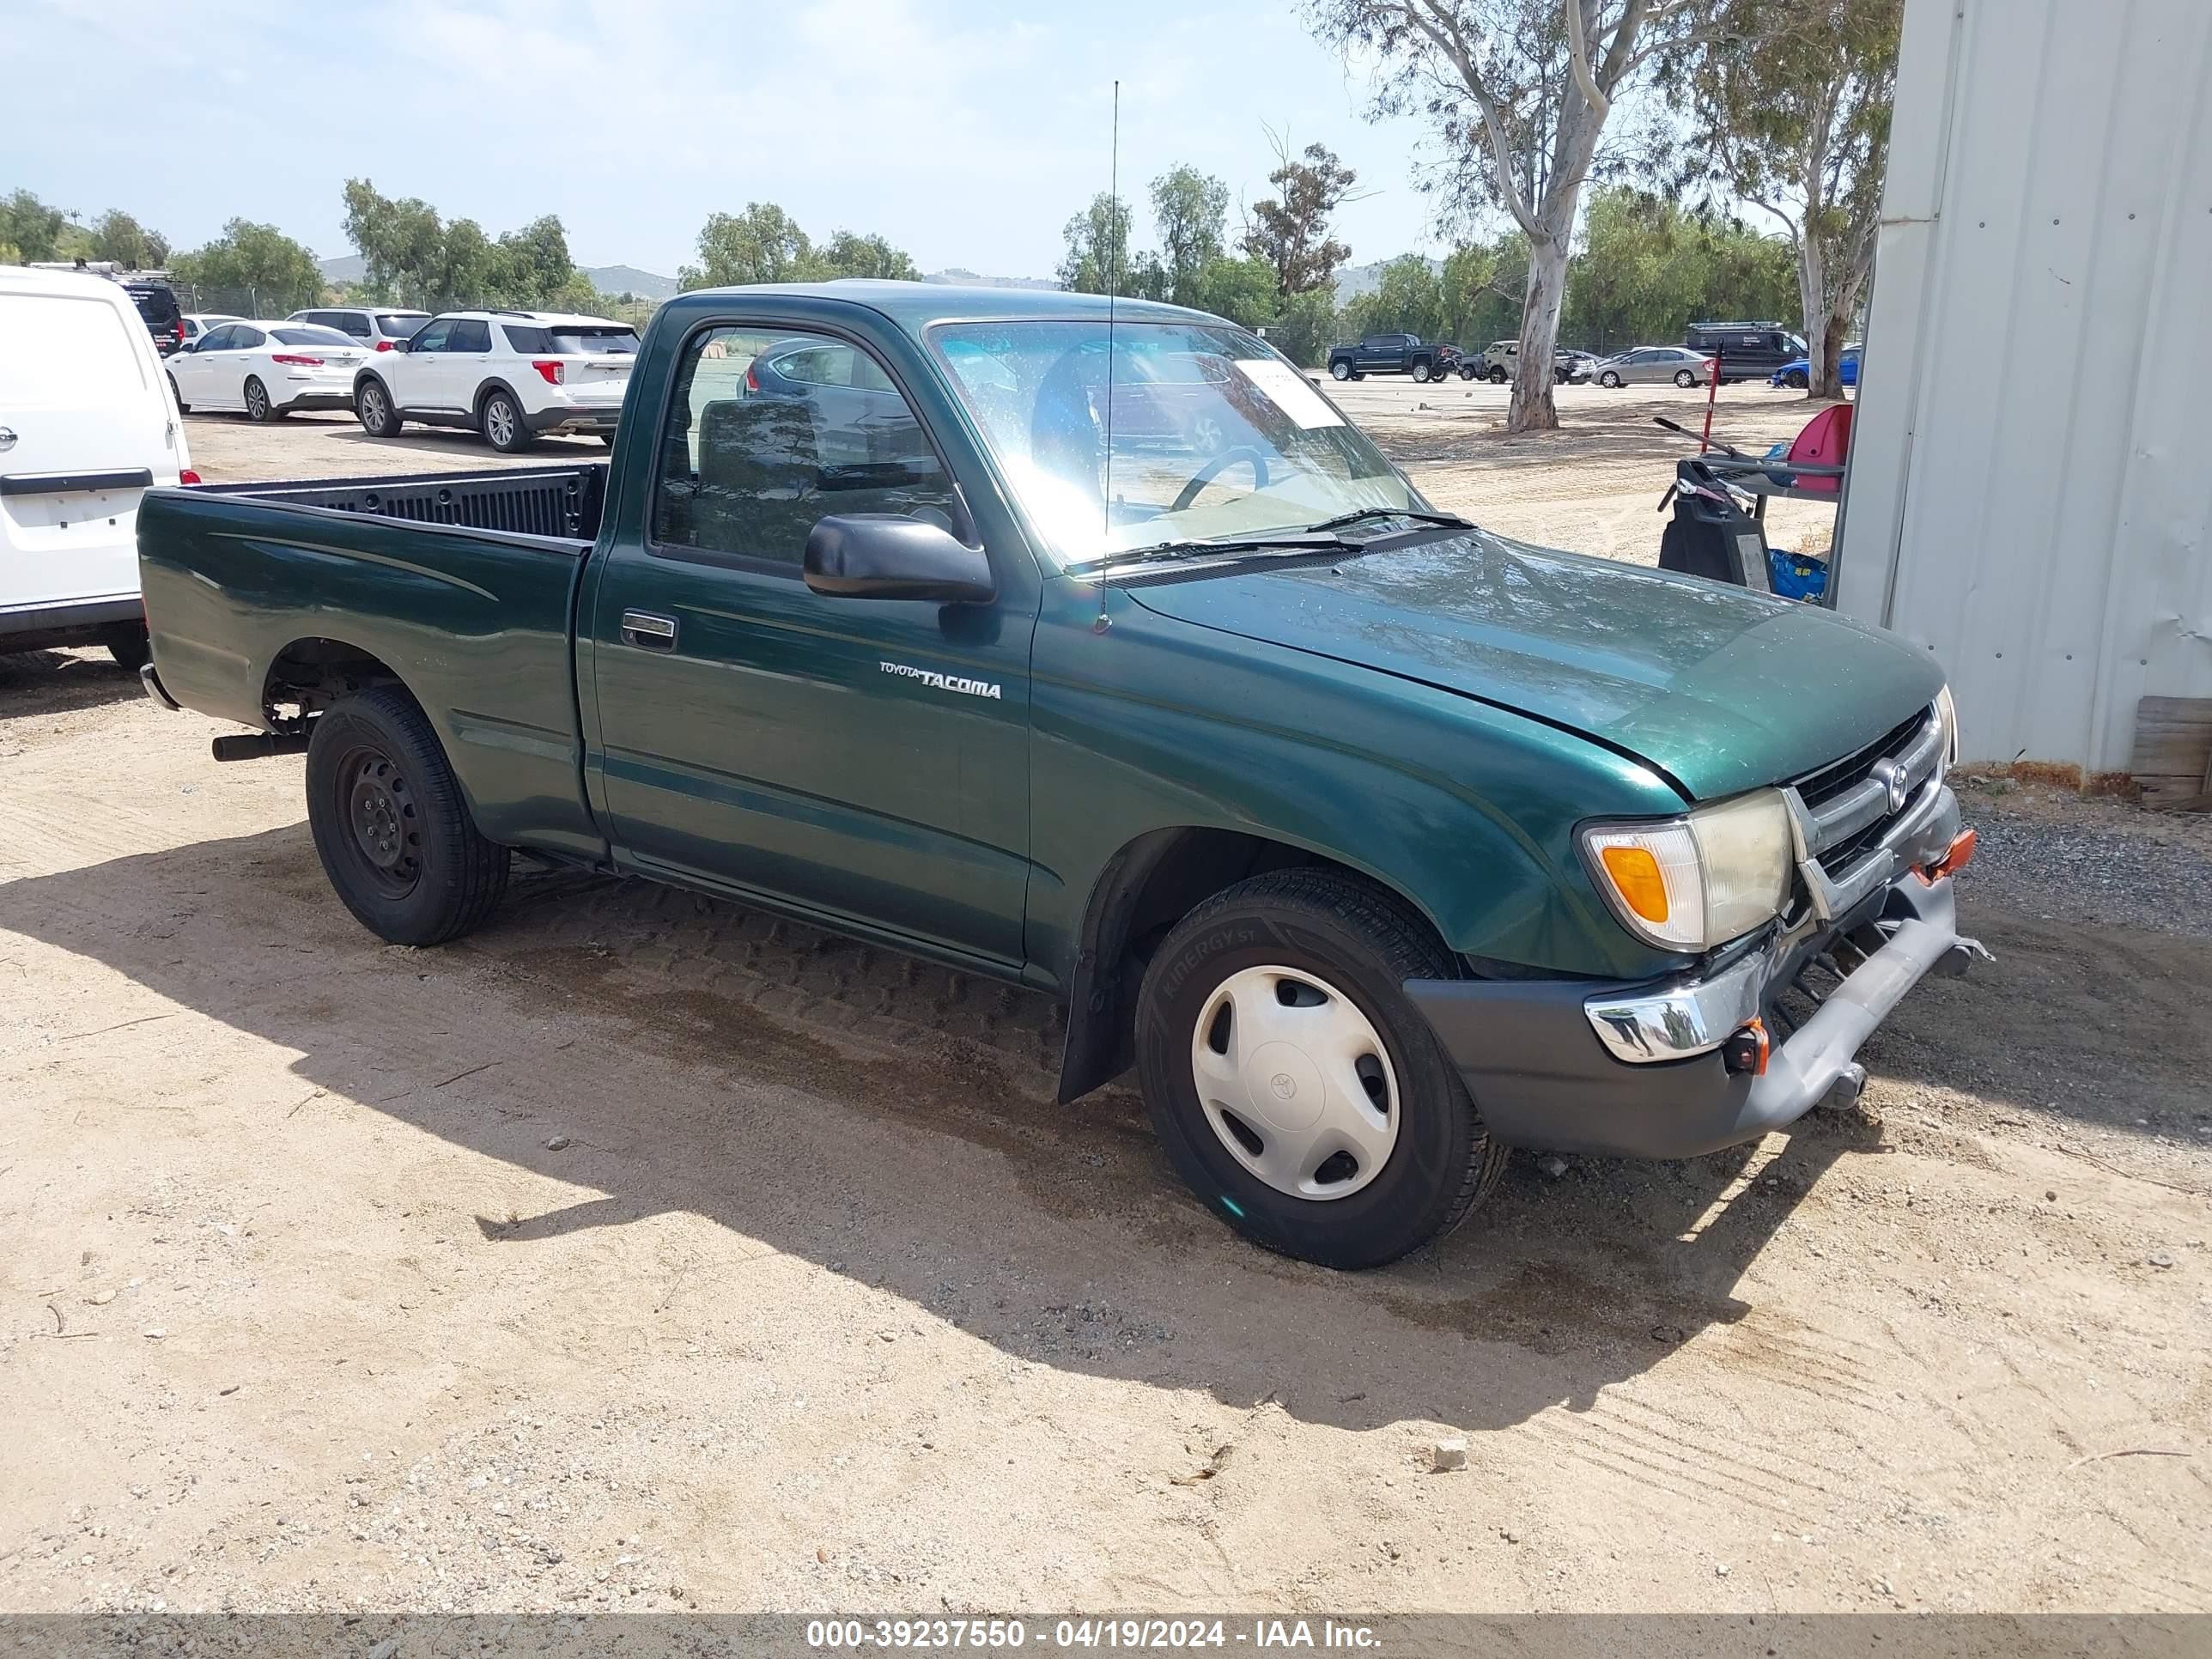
<box><xmin>1790</xmin><ymin>704</ymin><xmax>1944</xmax><ymax>880</ymax></box>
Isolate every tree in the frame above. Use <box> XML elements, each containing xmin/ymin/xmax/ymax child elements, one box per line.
<box><xmin>1674</xmin><ymin>0</ymin><xmax>1900</xmax><ymax>398</ymax></box>
<box><xmin>816</xmin><ymin>229</ymin><xmax>919</xmax><ymax>281</ymax></box>
<box><xmin>0</xmin><ymin>189</ymin><xmax>70</xmax><ymax>264</ymax></box>
<box><xmin>1310</xmin><ymin>1</ymin><xmax>1698</xmax><ymax>432</ymax></box>
<box><xmin>1150</xmin><ymin>165</ymin><xmax>1231</xmax><ymax>307</ymax></box>
<box><xmin>172</xmin><ymin>219</ymin><xmax>323</xmax><ymax>312</ymax></box>
<box><xmin>680</xmin><ymin>202</ymin><xmax>815</xmax><ymax>289</ymax></box>
<box><xmin>88</xmin><ymin>210</ymin><xmax>169</xmax><ymax>270</ymax></box>
<box><xmin>342</xmin><ymin>179</ymin><xmax>447</xmax><ymax>302</ymax></box>
<box><xmin>1242</xmin><ymin>139</ymin><xmax>1356</xmax><ymax>296</ymax></box>
<box><xmin>1057</xmin><ymin>191</ymin><xmax>1133</xmax><ymax>295</ymax></box>
<box><xmin>1189</xmin><ymin>253</ymin><xmax>1279</xmax><ymax>330</ymax></box>
<box><xmin>1267</xmin><ymin>288</ymin><xmax>1343</xmax><ymax>368</ymax></box>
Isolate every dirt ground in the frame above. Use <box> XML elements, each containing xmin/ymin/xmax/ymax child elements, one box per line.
<box><xmin>2</xmin><ymin>392</ymin><xmax>2208</xmax><ymax>1618</ymax></box>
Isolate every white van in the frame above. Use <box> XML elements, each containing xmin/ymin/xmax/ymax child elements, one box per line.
<box><xmin>1</xmin><ymin>264</ymin><xmax>197</xmax><ymax>671</ymax></box>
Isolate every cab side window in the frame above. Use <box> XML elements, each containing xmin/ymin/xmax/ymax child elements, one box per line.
<box><xmin>408</xmin><ymin>320</ymin><xmax>453</xmax><ymax>354</ymax></box>
<box><xmin>447</xmin><ymin>319</ymin><xmax>491</xmax><ymax>353</ymax></box>
<box><xmin>651</xmin><ymin>325</ymin><xmax>956</xmax><ymax>568</ymax></box>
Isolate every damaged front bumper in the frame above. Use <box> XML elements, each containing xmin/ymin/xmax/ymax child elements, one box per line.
<box><xmin>1406</xmin><ymin>781</ymin><xmax>1984</xmax><ymax>1159</ymax></box>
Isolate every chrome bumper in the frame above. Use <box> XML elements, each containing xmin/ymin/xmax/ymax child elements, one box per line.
<box><xmin>1587</xmin><ymin>779</ymin><xmax>1967</xmax><ymax>1065</ymax></box>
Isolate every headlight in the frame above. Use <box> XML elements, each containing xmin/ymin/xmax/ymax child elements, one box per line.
<box><xmin>1581</xmin><ymin>789</ymin><xmax>1795</xmax><ymax>952</ymax></box>
<box><xmin>1934</xmin><ymin>684</ymin><xmax>1960</xmax><ymax>770</ymax></box>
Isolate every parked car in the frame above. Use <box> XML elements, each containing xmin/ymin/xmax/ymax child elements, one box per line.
<box><xmin>351</xmin><ymin>309</ymin><xmax>639</xmax><ymax>451</ymax></box>
<box><xmin>137</xmin><ymin>282</ymin><xmax>1977</xmax><ymax>1271</ymax></box>
<box><xmin>1771</xmin><ymin>345</ymin><xmax>1862</xmax><ymax>390</ymax></box>
<box><xmin>287</xmin><ymin>306</ymin><xmax>431</xmax><ymax>353</ymax></box>
<box><xmin>1594</xmin><ymin>345</ymin><xmax>1716</xmax><ymax>388</ymax></box>
<box><xmin>1683</xmin><ymin>322</ymin><xmax>1806</xmax><ymax>383</ymax></box>
<box><xmin>2</xmin><ymin>264</ymin><xmax>196</xmax><ymax>670</ymax></box>
<box><xmin>181</xmin><ymin>312</ymin><xmax>244</xmax><ymax>346</ymax></box>
<box><xmin>1325</xmin><ymin>333</ymin><xmax>1466</xmax><ymax>383</ymax></box>
<box><xmin>167</xmin><ymin>320</ymin><xmax>368</xmax><ymax>421</ymax></box>
<box><xmin>123</xmin><ymin>278</ymin><xmax>185</xmax><ymax>356</ymax></box>
<box><xmin>1474</xmin><ymin>340</ymin><xmax>1595</xmax><ymax>385</ymax></box>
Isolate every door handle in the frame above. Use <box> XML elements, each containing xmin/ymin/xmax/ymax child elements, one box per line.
<box><xmin>620</xmin><ymin>610</ymin><xmax>678</xmax><ymax>649</ymax></box>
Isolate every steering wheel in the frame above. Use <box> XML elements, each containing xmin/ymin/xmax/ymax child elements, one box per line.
<box><xmin>1169</xmin><ymin>446</ymin><xmax>1269</xmax><ymax>513</ymax></box>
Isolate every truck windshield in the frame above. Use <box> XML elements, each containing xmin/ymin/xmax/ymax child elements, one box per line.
<box><xmin>932</xmin><ymin>319</ymin><xmax>1419</xmax><ymax>568</ymax></box>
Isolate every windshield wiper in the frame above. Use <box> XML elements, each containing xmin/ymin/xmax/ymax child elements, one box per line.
<box><xmin>1299</xmin><ymin>506</ymin><xmax>1474</xmax><ymax>535</ymax></box>
<box><xmin>1063</xmin><ymin>533</ymin><xmax>1358</xmax><ymax>580</ymax></box>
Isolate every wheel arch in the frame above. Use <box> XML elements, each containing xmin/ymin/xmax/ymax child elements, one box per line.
<box><xmin>1054</xmin><ymin>826</ymin><xmax>1457</xmax><ymax>1104</ymax></box>
<box><xmin>260</xmin><ymin>635</ymin><xmax>419</xmax><ymax>729</ymax></box>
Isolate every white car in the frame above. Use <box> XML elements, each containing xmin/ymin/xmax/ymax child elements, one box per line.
<box><xmin>181</xmin><ymin>312</ymin><xmax>243</xmax><ymax>345</ymax></box>
<box><xmin>1</xmin><ymin>264</ymin><xmax>196</xmax><ymax>671</ymax></box>
<box><xmin>350</xmin><ymin>309</ymin><xmax>640</xmax><ymax>452</ymax></box>
<box><xmin>166</xmin><ymin>319</ymin><xmax>367</xmax><ymax>422</ymax></box>
<box><xmin>286</xmin><ymin>305</ymin><xmax>430</xmax><ymax>353</ymax></box>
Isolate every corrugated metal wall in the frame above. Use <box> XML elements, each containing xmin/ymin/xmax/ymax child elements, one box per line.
<box><xmin>1836</xmin><ymin>0</ymin><xmax>2212</xmax><ymax>774</ymax></box>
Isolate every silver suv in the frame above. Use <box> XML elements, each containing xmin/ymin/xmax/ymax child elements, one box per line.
<box><xmin>287</xmin><ymin>306</ymin><xmax>432</xmax><ymax>354</ymax></box>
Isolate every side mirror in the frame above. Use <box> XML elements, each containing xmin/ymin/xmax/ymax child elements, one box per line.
<box><xmin>804</xmin><ymin>514</ymin><xmax>994</xmax><ymax>604</ymax></box>
<box><xmin>389</xmin><ymin>338</ymin><xmax>411</xmax><ymax>353</ymax></box>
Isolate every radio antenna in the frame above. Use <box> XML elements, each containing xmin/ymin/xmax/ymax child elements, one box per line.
<box><xmin>1096</xmin><ymin>78</ymin><xmax>1120</xmax><ymax>633</ymax></box>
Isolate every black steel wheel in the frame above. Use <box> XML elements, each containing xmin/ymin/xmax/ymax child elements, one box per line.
<box><xmin>305</xmin><ymin>686</ymin><xmax>508</xmax><ymax>945</ymax></box>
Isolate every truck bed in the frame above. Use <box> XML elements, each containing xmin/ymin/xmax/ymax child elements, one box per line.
<box><xmin>185</xmin><ymin>462</ymin><xmax>608</xmax><ymax>542</ymax></box>
<box><xmin>139</xmin><ymin>463</ymin><xmax>607</xmax><ymax>861</ymax></box>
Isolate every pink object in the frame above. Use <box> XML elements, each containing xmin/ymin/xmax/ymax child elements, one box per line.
<box><xmin>1785</xmin><ymin>404</ymin><xmax>1854</xmax><ymax>493</ymax></box>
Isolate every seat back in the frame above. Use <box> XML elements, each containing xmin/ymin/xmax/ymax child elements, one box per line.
<box><xmin>1784</xmin><ymin>403</ymin><xmax>1853</xmax><ymax>495</ymax></box>
<box><xmin>693</xmin><ymin>396</ymin><xmax>823</xmax><ymax>559</ymax></box>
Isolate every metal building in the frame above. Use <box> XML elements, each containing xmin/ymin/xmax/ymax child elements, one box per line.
<box><xmin>1836</xmin><ymin>0</ymin><xmax>2212</xmax><ymax>776</ymax></box>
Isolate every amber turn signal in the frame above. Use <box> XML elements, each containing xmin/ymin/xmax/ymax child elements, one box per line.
<box><xmin>1598</xmin><ymin>843</ymin><xmax>1670</xmax><ymax>923</ymax></box>
<box><xmin>1915</xmin><ymin>827</ymin><xmax>1978</xmax><ymax>884</ymax></box>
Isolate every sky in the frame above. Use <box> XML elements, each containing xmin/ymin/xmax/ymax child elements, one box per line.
<box><xmin>2</xmin><ymin>0</ymin><xmax>1471</xmax><ymax>281</ymax></box>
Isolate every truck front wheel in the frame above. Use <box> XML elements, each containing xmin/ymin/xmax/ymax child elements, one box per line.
<box><xmin>305</xmin><ymin>687</ymin><xmax>509</xmax><ymax>946</ymax></box>
<box><xmin>1331</xmin><ymin>361</ymin><xmax>1352</xmax><ymax>380</ymax></box>
<box><xmin>1133</xmin><ymin>870</ymin><xmax>1507</xmax><ymax>1269</ymax></box>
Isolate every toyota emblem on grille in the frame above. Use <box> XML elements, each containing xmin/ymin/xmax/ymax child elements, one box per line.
<box><xmin>1869</xmin><ymin>757</ymin><xmax>1909</xmax><ymax>813</ymax></box>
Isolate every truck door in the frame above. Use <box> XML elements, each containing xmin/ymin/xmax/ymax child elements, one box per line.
<box><xmin>583</xmin><ymin>322</ymin><xmax>1035</xmax><ymax>968</ymax></box>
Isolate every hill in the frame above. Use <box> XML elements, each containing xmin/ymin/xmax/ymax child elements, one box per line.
<box><xmin>315</xmin><ymin>254</ymin><xmax>679</xmax><ymax>301</ymax></box>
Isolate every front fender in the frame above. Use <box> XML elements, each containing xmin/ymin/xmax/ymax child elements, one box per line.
<box><xmin>1024</xmin><ymin>581</ymin><xmax>1691</xmax><ymax>989</ymax></box>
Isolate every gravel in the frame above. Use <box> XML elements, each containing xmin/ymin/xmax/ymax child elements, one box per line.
<box><xmin>1952</xmin><ymin>782</ymin><xmax>2212</xmax><ymax>940</ymax></box>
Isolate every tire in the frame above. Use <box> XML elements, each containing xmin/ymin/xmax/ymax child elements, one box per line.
<box><xmin>356</xmin><ymin>377</ymin><xmax>403</xmax><ymax>437</ymax></box>
<box><xmin>1785</xmin><ymin>369</ymin><xmax>1808</xmax><ymax>390</ymax></box>
<box><xmin>479</xmin><ymin>387</ymin><xmax>529</xmax><ymax>453</ymax></box>
<box><xmin>1459</xmin><ymin>366</ymin><xmax>1477</xmax><ymax>381</ymax></box>
<box><xmin>242</xmin><ymin>376</ymin><xmax>275</xmax><ymax>422</ymax></box>
<box><xmin>1330</xmin><ymin>361</ymin><xmax>1352</xmax><ymax>381</ymax></box>
<box><xmin>1489</xmin><ymin>367</ymin><xmax>1509</xmax><ymax>385</ymax></box>
<box><xmin>1411</xmin><ymin>360</ymin><xmax>1431</xmax><ymax>384</ymax></box>
<box><xmin>1674</xmin><ymin>368</ymin><xmax>1698</xmax><ymax>389</ymax></box>
<box><xmin>167</xmin><ymin>374</ymin><xmax>190</xmax><ymax>415</ymax></box>
<box><xmin>1133</xmin><ymin>869</ymin><xmax>1508</xmax><ymax>1270</ymax></box>
<box><xmin>100</xmin><ymin>625</ymin><xmax>151</xmax><ymax>673</ymax></box>
<box><xmin>1599</xmin><ymin>370</ymin><xmax>1622</xmax><ymax>388</ymax></box>
<box><xmin>304</xmin><ymin>685</ymin><xmax>509</xmax><ymax>946</ymax></box>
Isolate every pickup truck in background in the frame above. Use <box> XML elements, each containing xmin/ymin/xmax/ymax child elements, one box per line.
<box><xmin>137</xmin><ymin>282</ymin><xmax>1981</xmax><ymax>1270</ymax></box>
<box><xmin>1325</xmin><ymin>333</ymin><xmax>1471</xmax><ymax>384</ymax></box>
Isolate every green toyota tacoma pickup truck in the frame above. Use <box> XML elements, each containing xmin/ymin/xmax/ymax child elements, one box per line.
<box><xmin>137</xmin><ymin>282</ymin><xmax>1980</xmax><ymax>1269</ymax></box>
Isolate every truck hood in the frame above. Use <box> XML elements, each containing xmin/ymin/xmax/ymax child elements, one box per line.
<box><xmin>1123</xmin><ymin>530</ymin><xmax>1943</xmax><ymax>801</ymax></box>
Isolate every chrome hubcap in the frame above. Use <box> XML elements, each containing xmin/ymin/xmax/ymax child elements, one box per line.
<box><xmin>487</xmin><ymin>401</ymin><xmax>514</xmax><ymax>444</ymax></box>
<box><xmin>246</xmin><ymin>382</ymin><xmax>265</xmax><ymax>416</ymax></box>
<box><xmin>1190</xmin><ymin>965</ymin><xmax>1399</xmax><ymax>1200</ymax></box>
<box><xmin>362</xmin><ymin>387</ymin><xmax>386</xmax><ymax>424</ymax></box>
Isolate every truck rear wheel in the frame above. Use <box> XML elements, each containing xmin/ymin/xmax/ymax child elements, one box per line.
<box><xmin>1133</xmin><ymin>870</ymin><xmax>1507</xmax><ymax>1270</ymax></box>
<box><xmin>305</xmin><ymin>686</ymin><xmax>508</xmax><ymax>946</ymax></box>
<box><xmin>1411</xmin><ymin>359</ymin><xmax>1431</xmax><ymax>383</ymax></box>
